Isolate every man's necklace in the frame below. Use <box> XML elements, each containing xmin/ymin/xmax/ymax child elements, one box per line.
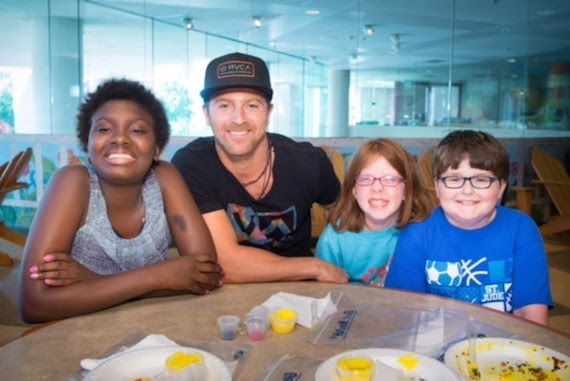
<box><xmin>241</xmin><ymin>144</ymin><xmax>273</xmax><ymax>187</ymax></box>
<box><xmin>257</xmin><ymin>147</ymin><xmax>274</xmax><ymax>199</ymax></box>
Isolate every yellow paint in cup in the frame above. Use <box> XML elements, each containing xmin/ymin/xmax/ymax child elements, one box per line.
<box><xmin>397</xmin><ymin>354</ymin><xmax>419</xmax><ymax>373</ymax></box>
<box><xmin>269</xmin><ymin>308</ymin><xmax>297</xmax><ymax>333</ymax></box>
<box><xmin>336</xmin><ymin>355</ymin><xmax>375</xmax><ymax>381</ymax></box>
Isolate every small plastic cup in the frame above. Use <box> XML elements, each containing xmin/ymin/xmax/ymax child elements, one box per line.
<box><xmin>269</xmin><ymin>308</ymin><xmax>297</xmax><ymax>333</ymax></box>
<box><xmin>335</xmin><ymin>355</ymin><xmax>376</xmax><ymax>381</ymax></box>
<box><xmin>180</xmin><ymin>363</ymin><xmax>209</xmax><ymax>380</ymax></box>
<box><xmin>217</xmin><ymin>315</ymin><xmax>240</xmax><ymax>340</ymax></box>
<box><xmin>244</xmin><ymin>315</ymin><xmax>267</xmax><ymax>341</ymax></box>
<box><xmin>248</xmin><ymin>305</ymin><xmax>269</xmax><ymax>320</ymax></box>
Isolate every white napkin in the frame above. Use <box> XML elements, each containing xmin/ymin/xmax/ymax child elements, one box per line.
<box><xmin>80</xmin><ymin>334</ymin><xmax>179</xmax><ymax>370</ymax></box>
<box><xmin>261</xmin><ymin>292</ymin><xmax>337</xmax><ymax>328</ymax></box>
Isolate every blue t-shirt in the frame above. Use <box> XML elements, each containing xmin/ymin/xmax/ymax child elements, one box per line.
<box><xmin>316</xmin><ymin>223</ymin><xmax>400</xmax><ymax>286</ymax></box>
<box><xmin>385</xmin><ymin>206</ymin><xmax>553</xmax><ymax>313</ymax></box>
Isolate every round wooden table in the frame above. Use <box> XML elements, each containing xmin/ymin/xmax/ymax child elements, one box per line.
<box><xmin>1</xmin><ymin>282</ymin><xmax>568</xmax><ymax>379</ymax></box>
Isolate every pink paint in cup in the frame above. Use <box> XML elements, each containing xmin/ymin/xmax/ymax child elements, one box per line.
<box><xmin>244</xmin><ymin>315</ymin><xmax>267</xmax><ymax>341</ymax></box>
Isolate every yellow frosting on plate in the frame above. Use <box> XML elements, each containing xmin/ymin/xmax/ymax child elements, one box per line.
<box><xmin>165</xmin><ymin>351</ymin><xmax>204</xmax><ymax>374</ymax></box>
<box><xmin>480</xmin><ymin>362</ymin><xmax>564</xmax><ymax>381</ymax></box>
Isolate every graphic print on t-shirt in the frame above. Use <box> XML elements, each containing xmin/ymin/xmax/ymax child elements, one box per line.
<box><xmin>361</xmin><ymin>258</ymin><xmax>393</xmax><ymax>287</ymax></box>
<box><xmin>425</xmin><ymin>258</ymin><xmax>513</xmax><ymax>313</ymax></box>
<box><xmin>227</xmin><ymin>203</ymin><xmax>297</xmax><ymax>245</ymax></box>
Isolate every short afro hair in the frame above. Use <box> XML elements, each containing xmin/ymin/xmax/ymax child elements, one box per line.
<box><xmin>76</xmin><ymin>78</ymin><xmax>170</xmax><ymax>153</ymax></box>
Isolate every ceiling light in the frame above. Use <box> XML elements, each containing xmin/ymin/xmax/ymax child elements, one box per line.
<box><xmin>306</xmin><ymin>9</ymin><xmax>320</xmax><ymax>16</ymax></box>
<box><xmin>252</xmin><ymin>16</ymin><xmax>263</xmax><ymax>28</ymax></box>
<box><xmin>364</xmin><ymin>25</ymin><xmax>374</xmax><ymax>36</ymax></box>
<box><xmin>182</xmin><ymin>16</ymin><xmax>193</xmax><ymax>30</ymax></box>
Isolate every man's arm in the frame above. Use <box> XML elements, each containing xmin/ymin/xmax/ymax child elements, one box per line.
<box><xmin>203</xmin><ymin>210</ymin><xmax>348</xmax><ymax>284</ymax></box>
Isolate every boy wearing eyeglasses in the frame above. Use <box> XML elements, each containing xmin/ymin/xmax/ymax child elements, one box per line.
<box><xmin>385</xmin><ymin>130</ymin><xmax>553</xmax><ymax>325</ymax></box>
<box><xmin>315</xmin><ymin>139</ymin><xmax>432</xmax><ymax>286</ymax></box>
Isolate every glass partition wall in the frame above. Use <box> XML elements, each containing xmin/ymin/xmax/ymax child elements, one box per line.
<box><xmin>0</xmin><ymin>0</ymin><xmax>568</xmax><ymax>138</ymax></box>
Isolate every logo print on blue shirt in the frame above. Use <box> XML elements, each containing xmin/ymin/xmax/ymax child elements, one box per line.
<box><xmin>425</xmin><ymin>260</ymin><xmax>462</xmax><ymax>286</ymax></box>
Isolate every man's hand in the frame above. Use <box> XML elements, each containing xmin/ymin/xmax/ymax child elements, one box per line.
<box><xmin>314</xmin><ymin>259</ymin><xmax>349</xmax><ymax>283</ymax></box>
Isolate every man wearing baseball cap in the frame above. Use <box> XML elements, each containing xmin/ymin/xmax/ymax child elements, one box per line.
<box><xmin>172</xmin><ymin>52</ymin><xmax>348</xmax><ymax>284</ymax></box>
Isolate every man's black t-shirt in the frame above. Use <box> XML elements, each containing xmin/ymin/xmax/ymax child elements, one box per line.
<box><xmin>171</xmin><ymin>133</ymin><xmax>340</xmax><ymax>257</ymax></box>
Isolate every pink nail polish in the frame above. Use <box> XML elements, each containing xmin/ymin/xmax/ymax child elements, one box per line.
<box><xmin>29</xmin><ymin>266</ymin><xmax>38</xmax><ymax>273</ymax></box>
<box><xmin>30</xmin><ymin>273</ymin><xmax>39</xmax><ymax>279</ymax></box>
<box><xmin>45</xmin><ymin>279</ymin><xmax>53</xmax><ymax>285</ymax></box>
<box><xmin>44</xmin><ymin>255</ymin><xmax>53</xmax><ymax>262</ymax></box>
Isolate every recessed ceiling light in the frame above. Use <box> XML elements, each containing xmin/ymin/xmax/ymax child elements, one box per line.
<box><xmin>306</xmin><ymin>9</ymin><xmax>320</xmax><ymax>16</ymax></box>
<box><xmin>252</xmin><ymin>16</ymin><xmax>262</xmax><ymax>28</ymax></box>
<box><xmin>182</xmin><ymin>16</ymin><xmax>193</xmax><ymax>30</ymax></box>
<box><xmin>506</xmin><ymin>58</ymin><xmax>517</xmax><ymax>63</ymax></box>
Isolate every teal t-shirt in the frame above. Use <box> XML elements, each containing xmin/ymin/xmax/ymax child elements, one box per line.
<box><xmin>315</xmin><ymin>223</ymin><xmax>400</xmax><ymax>286</ymax></box>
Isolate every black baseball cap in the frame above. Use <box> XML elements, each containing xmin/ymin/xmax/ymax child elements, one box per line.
<box><xmin>200</xmin><ymin>52</ymin><xmax>273</xmax><ymax>103</ymax></box>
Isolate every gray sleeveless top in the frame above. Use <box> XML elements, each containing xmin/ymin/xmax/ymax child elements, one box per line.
<box><xmin>70</xmin><ymin>166</ymin><xmax>172</xmax><ymax>275</ymax></box>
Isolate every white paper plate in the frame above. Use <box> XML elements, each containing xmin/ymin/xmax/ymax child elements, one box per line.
<box><xmin>444</xmin><ymin>337</ymin><xmax>569</xmax><ymax>381</ymax></box>
<box><xmin>85</xmin><ymin>345</ymin><xmax>232</xmax><ymax>381</ymax></box>
<box><xmin>315</xmin><ymin>348</ymin><xmax>461</xmax><ymax>381</ymax></box>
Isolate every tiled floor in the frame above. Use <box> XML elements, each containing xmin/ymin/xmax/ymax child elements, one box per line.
<box><xmin>1</xmin><ymin>234</ymin><xmax>569</xmax><ymax>344</ymax></box>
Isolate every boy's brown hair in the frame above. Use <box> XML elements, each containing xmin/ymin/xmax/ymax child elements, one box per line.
<box><xmin>432</xmin><ymin>130</ymin><xmax>510</xmax><ymax>181</ymax></box>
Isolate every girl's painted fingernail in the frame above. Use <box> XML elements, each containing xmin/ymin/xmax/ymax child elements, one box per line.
<box><xmin>30</xmin><ymin>273</ymin><xmax>39</xmax><ymax>279</ymax></box>
<box><xmin>29</xmin><ymin>266</ymin><xmax>38</xmax><ymax>273</ymax></box>
<box><xmin>45</xmin><ymin>279</ymin><xmax>54</xmax><ymax>285</ymax></box>
<box><xmin>43</xmin><ymin>255</ymin><xmax>54</xmax><ymax>262</ymax></box>
<box><xmin>205</xmin><ymin>289</ymin><xmax>210</xmax><ymax>295</ymax></box>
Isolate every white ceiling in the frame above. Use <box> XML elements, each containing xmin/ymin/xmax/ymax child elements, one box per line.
<box><xmin>88</xmin><ymin>0</ymin><xmax>570</xmax><ymax>73</ymax></box>
<box><xmin>1</xmin><ymin>0</ymin><xmax>569</xmax><ymax>77</ymax></box>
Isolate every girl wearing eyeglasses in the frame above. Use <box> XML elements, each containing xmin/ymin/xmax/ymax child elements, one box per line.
<box><xmin>385</xmin><ymin>130</ymin><xmax>553</xmax><ymax>325</ymax></box>
<box><xmin>315</xmin><ymin>139</ymin><xmax>432</xmax><ymax>286</ymax></box>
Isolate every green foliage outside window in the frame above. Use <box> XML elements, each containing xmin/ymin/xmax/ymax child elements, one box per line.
<box><xmin>157</xmin><ymin>82</ymin><xmax>193</xmax><ymax>136</ymax></box>
<box><xmin>0</xmin><ymin>82</ymin><xmax>15</xmax><ymax>132</ymax></box>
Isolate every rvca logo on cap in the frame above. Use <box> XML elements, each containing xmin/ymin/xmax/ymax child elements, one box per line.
<box><xmin>217</xmin><ymin>60</ymin><xmax>255</xmax><ymax>79</ymax></box>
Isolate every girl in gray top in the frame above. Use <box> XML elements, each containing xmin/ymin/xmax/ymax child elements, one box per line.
<box><xmin>19</xmin><ymin>79</ymin><xmax>222</xmax><ymax>323</ymax></box>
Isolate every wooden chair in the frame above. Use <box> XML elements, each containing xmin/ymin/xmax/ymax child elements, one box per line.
<box><xmin>311</xmin><ymin>146</ymin><xmax>346</xmax><ymax>240</ymax></box>
<box><xmin>330</xmin><ymin>148</ymin><xmax>345</xmax><ymax>184</ymax></box>
<box><xmin>419</xmin><ymin>150</ymin><xmax>439</xmax><ymax>207</ymax></box>
<box><xmin>0</xmin><ymin>147</ymin><xmax>33</xmax><ymax>266</ymax></box>
<box><xmin>311</xmin><ymin>146</ymin><xmax>331</xmax><ymax>240</ymax></box>
<box><xmin>531</xmin><ymin>147</ymin><xmax>570</xmax><ymax>237</ymax></box>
